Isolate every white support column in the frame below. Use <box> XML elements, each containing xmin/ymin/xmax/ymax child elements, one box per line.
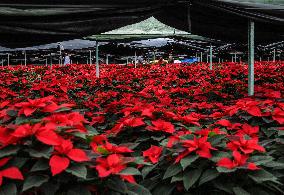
<box><xmin>135</xmin><ymin>51</ymin><xmax>137</xmax><ymax>68</ymax></box>
<box><xmin>200</xmin><ymin>52</ymin><xmax>203</xmax><ymax>62</ymax></box>
<box><xmin>1</xmin><ymin>59</ymin><xmax>3</xmax><ymax>67</ymax></box>
<box><xmin>59</xmin><ymin>45</ymin><xmax>62</xmax><ymax>66</ymax></box>
<box><xmin>248</xmin><ymin>20</ymin><xmax>255</xmax><ymax>96</ymax></box>
<box><xmin>96</xmin><ymin>41</ymin><xmax>100</xmax><ymax>78</ymax></box>
<box><xmin>126</xmin><ymin>58</ymin><xmax>129</xmax><ymax>65</ymax></box>
<box><xmin>106</xmin><ymin>54</ymin><xmax>109</xmax><ymax>65</ymax></box>
<box><xmin>273</xmin><ymin>49</ymin><xmax>276</xmax><ymax>62</ymax></box>
<box><xmin>206</xmin><ymin>54</ymin><xmax>209</xmax><ymax>63</ymax></box>
<box><xmin>45</xmin><ymin>58</ymin><xmax>47</xmax><ymax>66</ymax></box>
<box><xmin>234</xmin><ymin>53</ymin><xmax>237</xmax><ymax>62</ymax></box>
<box><xmin>231</xmin><ymin>55</ymin><xmax>234</xmax><ymax>62</ymax></box>
<box><xmin>24</xmin><ymin>51</ymin><xmax>27</xmax><ymax>66</ymax></box>
<box><xmin>209</xmin><ymin>45</ymin><xmax>213</xmax><ymax>70</ymax></box>
<box><xmin>89</xmin><ymin>50</ymin><xmax>92</xmax><ymax>65</ymax></box>
<box><xmin>7</xmin><ymin>54</ymin><xmax>9</xmax><ymax>66</ymax></box>
<box><xmin>50</xmin><ymin>54</ymin><xmax>53</xmax><ymax>69</ymax></box>
<box><xmin>219</xmin><ymin>58</ymin><xmax>221</xmax><ymax>63</ymax></box>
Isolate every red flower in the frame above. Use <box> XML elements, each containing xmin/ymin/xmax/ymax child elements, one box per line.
<box><xmin>146</xmin><ymin>119</ymin><xmax>175</xmax><ymax>134</ymax></box>
<box><xmin>236</xmin><ymin>124</ymin><xmax>259</xmax><ymax>138</ymax></box>
<box><xmin>216</xmin><ymin>119</ymin><xmax>232</xmax><ymax>127</ymax></box>
<box><xmin>227</xmin><ymin>136</ymin><xmax>265</xmax><ymax>154</ymax></box>
<box><xmin>176</xmin><ymin>136</ymin><xmax>217</xmax><ymax>162</ymax></box>
<box><xmin>12</xmin><ymin>123</ymin><xmax>60</xmax><ymax>146</ymax></box>
<box><xmin>0</xmin><ymin>126</ymin><xmax>19</xmax><ymax>146</ymax></box>
<box><xmin>141</xmin><ymin>105</ymin><xmax>155</xmax><ymax>118</ymax></box>
<box><xmin>227</xmin><ymin>99</ymin><xmax>262</xmax><ymax>117</ymax></box>
<box><xmin>91</xmin><ymin>140</ymin><xmax>133</xmax><ymax>155</ymax></box>
<box><xmin>0</xmin><ymin>157</ymin><xmax>24</xmax><ymax>186</ymax></box>
<box><xmin>43</xmin><ymin>112</ymin><xmax>87</xmax><ymax>132</ymax></box>
<box><xmin>209</xmin><ymin>112</ymin><xmax>224</xmax><ymax>119</ymax></box>
<box><xmin>49</xmin><ymin>139</ymin><xmax>89</xmax><ymax>175</ymax></box>
<box><xmin>15</xmin><ymin>97</ymin><xmax>53</xmax><ymax>116</ymax></box>
<box><xmin>143</xmin><ymin>145</ymin><xmax>163</xmax><ymax>164</ymax></box>
<box><xmin>272</xmin><ymin>108</ymin><xmax>284</xmax><ymax>124</ymax></box>
<box><xmin>123</xmin><ymin>117</ymin><xmax>145</xmax><ymax>127</ymax></box>
<box><xmin>217</xmin><ymin>151</ymin><xmax>259</xmax><ymax>170</ymax></box>
<box><xmin>215</xmin><ymin>120</ymin><xmax>242</xmax><ymax>130</ymax></box>
<box><xmin>181</xmin><ymin>112</ymin><xmax>201</xmax><ymax>126</ymax></box>
<box><xmin>95</xmin><ymin>154</ymin><xmax>136</xmax><ymax>183</ymax></box>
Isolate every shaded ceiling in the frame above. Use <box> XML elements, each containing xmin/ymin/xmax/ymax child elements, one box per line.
<box><xmin>0</xmin><ymin>0</ymin><xmax>283</xmax><ymax>48</ymax></box>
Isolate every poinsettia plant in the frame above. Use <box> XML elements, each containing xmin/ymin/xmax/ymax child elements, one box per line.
<box><xmin>0</xmin><ymin>61</ymin><xmax>283</xmax><ymax>194</ymax></box>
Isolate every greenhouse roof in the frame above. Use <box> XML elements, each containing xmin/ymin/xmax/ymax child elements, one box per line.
<box><xmin>86</xmin><ymin>17</ymin><xmax>218</xmax><ymax>43</ymax></box>
<box><xmin>0</xmin><ymin>0</ymin><xmax>283</xmax><ymax>47</ymax></box>
<box><xmin>102</xmin><ymin>17</ymin><xmax>189</xmax><ymax>35</ymax></box>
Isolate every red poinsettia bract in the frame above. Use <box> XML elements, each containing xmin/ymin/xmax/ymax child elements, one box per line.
<box><xmin>217</xmin><ymin>151</ymin><xmax>259</xmax><ymax>170</ymax></box>
<box><xmin>0</xmin><ymin>157</ymin><xmax>23</xmax><ymax>186</ymax></box>
<box><xmin>227</xmin><ymin>136</ymin><xmax>265</xmax><ymax>154</ymax></box>
<box><xmin>176</xmin><ymin>136</ymin><xmax>217</xmax><ymax>162</ymax></box>
<box><xmin>146</xmin><ymin>119</ymin><xmax>175</xmax><ymax>134</ymax></box>
<box><xmin>49</xmin><ymin>139</ymin><xmax>89</xmax><ymax>175</ymax></box>
<box><xmin>12</xmin><ymin>123</ymin><xmax>61</xmax><ymax>146</ymax></box>
<box><xmin>95</xmin><ymin>154</ymin><xmax>136</xmax><ymax>183</ymax></box>
<box><xmin>143</xmin><ymin>145</ymin><xmax>163</xmax><ymax>164</ymax></box>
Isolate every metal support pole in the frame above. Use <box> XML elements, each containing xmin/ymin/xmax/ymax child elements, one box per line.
<box><xmin>106</xmin><ymin>54</ymin><xmax>109</xmax><ymax>65</ymax></box>
<box><xmin>234</xmin><ymin>53</ymin><xmax>237</xmax><ymax>62</ymax></box>
<box><xmin>219</xmin><ymin>58</ymin><xmax>221</xmax><ymax>63</ymax></box>
<box><xmin>135</xmin><ymin>51</ymin><xmax>137</xmax><ymax>68</ymax></box>
<box><xmin>96</xmin><ymin>41</ymin><xmax>99</xmax><ymax>78</ymax></box>
<box><xmin>200</xmin><ymin>52</ymin><xmax>203</xmax><ymax>62</ymax></box>
<box><xmin>24</xmin><ymin>51</ymin><xmax>27</xmax><ymax>66</ymax></box>
<box><xmin>50</xmin><ymin>54</ymin><xmax>53</xmax><ymax>69</ymax></box>
<box><xmin>1</xmin><ymin>59</ymin><xmax>3</xmax><ymax>67</ymax></box>
<box><xmin>248</xmin><ymin>20</ymin><xmax>255</xmax><ymax>96</ymax></box>
<box><xmin>206</xmin><ymin>54</ymin><xmax>209</xmax><ymax>63</ymax></box>
<box><xmin>153</xmin><ymin>50</ymin><xmax>156</xmax><ymax>62</ymax></box>
<box><xmin>209</xmin><ymin>45</ymin><xmax>213</xmax><ymax>70</ymax></box>
<box><xmin>89</xmin><ymin>50</ymin><xmax>92</xmax><ymax>65</ymax></box>
<box><xmin>273</xmin><ymin>49</ymin><xmax>276</xmax><ymax>62</ymax></box>
<box><xmin>126</xmin><ymin>58</ymin><xmax>129</xmax><ymax>65</ymax></box>
<box><xmin>7</xmin><ymin>54</ymin><xmax>10</xmax><ymax>66</ymax></box>
<box><xmin>231</xmin><ymin>55</ymin><xmax>234</xmax><ymax>62</ymax></box>
<box><xmin>59</xmin><ymin>45</ymin><xmax>62</xmax><ymax>66</ymax></box>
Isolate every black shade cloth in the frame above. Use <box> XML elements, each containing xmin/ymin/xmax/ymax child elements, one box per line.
<box><xmin>0</xmin><ymin>0</ymin><xmax>283</xmax><ymax>48</ymax></box>
<box><xmin>155</xmin><ymin>0</ymin><xmax>284</xmax><ymax>44</ymax></box>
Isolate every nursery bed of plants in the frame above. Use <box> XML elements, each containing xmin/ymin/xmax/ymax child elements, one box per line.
<box><xmin>0</xmin><ymin>62</ymin><xmax>283</xmax><ymax>195</ymax></box>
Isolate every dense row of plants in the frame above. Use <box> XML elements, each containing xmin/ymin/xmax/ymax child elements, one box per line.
<box><xmin>0</xmin><ymin>62</ymin><xmax>283</xmax><ymax>195</ymax></box>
